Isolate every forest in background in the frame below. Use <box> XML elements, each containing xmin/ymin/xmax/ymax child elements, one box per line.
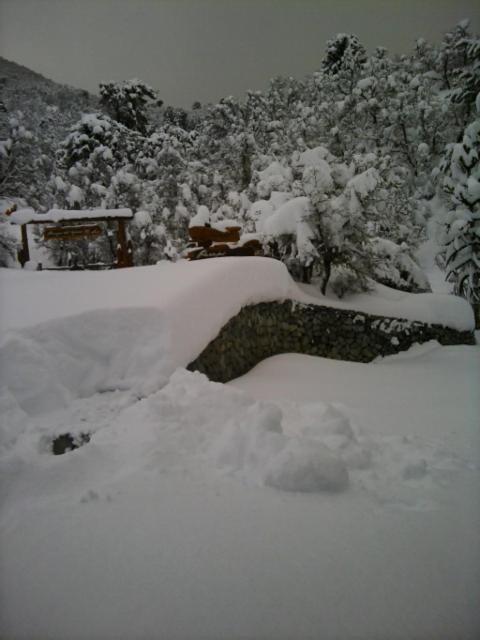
<box><xmin>0</xmin><ymin>22</ymin><xmax>479</xmax><ymax>304</ymax></box>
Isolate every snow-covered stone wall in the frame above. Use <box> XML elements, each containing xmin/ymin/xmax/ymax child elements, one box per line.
<box><xmin>188</xmin><ymin>301</ymin><xmax>476</xmax><ymax>382</ymax></box>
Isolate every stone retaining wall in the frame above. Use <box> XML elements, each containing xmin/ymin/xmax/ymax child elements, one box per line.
<box><xmin>187</xmin><ymin>300</ymin><xmax>475</xmax><ymax>383</ymax></box>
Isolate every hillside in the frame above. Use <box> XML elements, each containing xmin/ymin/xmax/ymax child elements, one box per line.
<box><xmin>0</xmin><ymin>56</ymin><xmax>97</xmax><ymax>132</ymax></box>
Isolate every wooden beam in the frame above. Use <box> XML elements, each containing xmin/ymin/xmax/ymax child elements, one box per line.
<box><xmin>116</xmin><ymin>219</ymin><xmax>132</xmax><ymax>268</ymax></box>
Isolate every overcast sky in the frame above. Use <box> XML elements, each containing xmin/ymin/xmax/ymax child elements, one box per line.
<box><xmin>1</xmin><ymin>0</ymin><xmax>479</xmax><ymax>107</ymax></box>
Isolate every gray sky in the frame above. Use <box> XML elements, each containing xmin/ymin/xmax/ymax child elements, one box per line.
<box><xmin>1</xmin><ymin>0</ymin><xmax>479</xmax><ymax>107</ymax></box>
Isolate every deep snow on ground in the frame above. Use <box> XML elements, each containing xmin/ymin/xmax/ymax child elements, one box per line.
<box><xmin>0</xmin><ymin>260</ymin><xmax>479</xmax><ymax>639</ymax></box>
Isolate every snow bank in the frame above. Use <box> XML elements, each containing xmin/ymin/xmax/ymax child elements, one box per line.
<box><xmin>298</xmin><ymin>280</ymin><xmax>475</xmax><ymax>331</ymax></box>
<box><xmin>0</xmin><ymin>259</ymin><xmax>295</xmax><ymax>413</ymax></box>
<box><xmin>0</xmin><ymin>308</ymin><xmax>171</xmax><ymax>414</ymax></box>
<box><xmin>0</xmin><ymin>258</ymin><xmax>474</xmax><ymax>416</ymax></box>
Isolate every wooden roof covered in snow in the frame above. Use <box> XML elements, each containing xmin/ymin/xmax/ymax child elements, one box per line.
<box><xmin>9</xmin><ymin>208</ymin><xmax>133</xmax><ymax>225</ymax></box>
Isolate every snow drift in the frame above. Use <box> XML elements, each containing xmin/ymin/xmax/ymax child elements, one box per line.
<box><xmin>0</xmin><ymin>258</ymin><xmax>474</xmax><ymax>418</ymax></box>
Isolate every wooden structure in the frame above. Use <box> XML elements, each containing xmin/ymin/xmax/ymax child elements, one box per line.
<box><xmin>187</xmin><ymin>225</ymin><xmax>263</xmax><ymax>260</ymax></box>
<box><xmin>8</xmin><ymin>208</ymin><xmax>134</xmax><ymax>269</ymax></box>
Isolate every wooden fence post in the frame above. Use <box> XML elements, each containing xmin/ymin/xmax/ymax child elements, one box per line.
<box><xmin>116</xmin><ymin>219</ymin><xmax>132</xmax><ymax>268</ymax></box>
<box><xmin>19</xmin><ymin>224</ymin><xmax>30</xmax><ymax>267</ymax></box>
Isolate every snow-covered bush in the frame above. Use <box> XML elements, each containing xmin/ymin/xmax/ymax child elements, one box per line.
<box><xmin>329</xmin><ymin>265</ymin><xmax>368</xmax><ymax>298</ymax></box>
<box><xmin>0</xmin><ymin>220</ymin><xmax>18</xmax><ymax>267</ymax></box>
<box><xmin>370</xmin><ymin>238</ymin><xmax>431</xmax><ymax>293</ymax></box>
<box><xmin>262</xmin><ymin>196</ymin><xmax>318</xmax><ymax>283</ymax></box>
<box><xmin>253</xmin><ymin>160</ymin><xmax>293</xmax><ymax>199</ymax></box>
<box><xmin>129</xmin><ymin>210</ymin><xmax>168</xmax><ymax>265</ymax></box>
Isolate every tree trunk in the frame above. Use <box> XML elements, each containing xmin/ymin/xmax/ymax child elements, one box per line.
<box><xmin>321</xmin><ymin>255</ymin><xmax>332</xmax><ymax>295</ymax></box>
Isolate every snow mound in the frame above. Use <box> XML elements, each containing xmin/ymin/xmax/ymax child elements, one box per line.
<box><xmin>0</xmin><ymin>308</ymin><xmax>171</xmax><ymax>414</ymax></box>
<box><xmin>264</xmin><ymin>440</ymin><xmax>349</xmax><ymax>493</ymax></box>
<box><xmin>0</xmin><ymin>258</ymin><xmax>474</xmax><ymax>421</ymax></box>
<box><xmin>211</xmin><ymin>401</ymin><xmax>349</xmax><ymax>493</ymax></box>
<box><xmin>0</xmin><ymin>388</ymin><xmax>28</xmax><ymax>451</ymax></box>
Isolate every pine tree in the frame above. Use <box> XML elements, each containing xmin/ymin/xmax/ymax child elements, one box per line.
<box><xmin>322</xmin><ymin>33</ymin><xmax>367</xmax><ymax>95</ymax></box>
<box><xmin>441</xmin><ymin>117</ymin><xmax>480</xmax><ymax>304</ymax></box>
<box><xmin>99</xmin><ymin>79</ymin><xmax>157</xmax><ymax>134</ymax></box>
<box><xmin>0</xmin><ymin>112</ymin><xmax>34</xmax><ymax>199</ymax></box>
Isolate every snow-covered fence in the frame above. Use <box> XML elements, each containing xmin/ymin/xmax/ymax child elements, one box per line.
<box><xmin>188</xmin><ymin>301</ymin><xmax>476</xmax><ymax>382</ymax></box>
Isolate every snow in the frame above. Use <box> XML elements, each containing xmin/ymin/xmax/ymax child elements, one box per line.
<box><xmin>133</xmin><ymin>209</ymin><xmax>152</xmax><ymax>227</ymax></box>
<box><xmin>211</xmin><ymin>401</ymin><xmax>349</xmax><ymax>493</ymax></box>
<box><xmin>302</xmin><ymin>160</ymin><xmax>334</xmax><ymax>194</ymax></box>
<box><xmin>256</xmin><ymin>161</ymin><xmax>292</xmax><ymax>197</ymax></box>
<box><xmin>346</xmin><ymin>166</ymin><xmax>380</xmax><ymax>198</ymax></box>
<box><xmin>67</xmin><ymin>184</ymin><xmax>84</xmax><ymax>207</ymax></box>
<box><xmin>10</xmin><ymin>207</ymin><xmax>134</xmax><ymax>224</ymax></box>
<box><xmin>0</xmin><ymin>260</ymin><xmax>478</xmax><ymax>639</ymax></box>
<box><xmin>293</xmin><ymin>145</ymin><xmax>331</xmax><ymax>168</ymax></box>
<box><xmin>0</xmin><ymin>259</ymin><xmax>296</xmax><ymax>414</ymax></box>
<box><xmin>188</xmin><ymin>204</ymin><xmax>210</xmax><ymax>227</ymax></box>
<box><xmin>371</xmin><ymin>237</ymin><xmax>431</xmax><ymax>291</ymax></box>
<box><xmin>249</xmin><ymin>198</ymin><xmax>275</xmax><ymax>232</ymax></box>
<box><xmin>263</xmin><ymin>196</ymin><xmax>313</xmax><ymax>236</ymax></box>
<box><xmin>297</xmin><ymin>279</ymin><xmax>474</xmax><ymax>331</ymax></box>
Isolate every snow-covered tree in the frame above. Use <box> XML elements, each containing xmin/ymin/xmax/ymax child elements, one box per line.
<box><xmin>129</xmin><ymin>209</ymin><xmax>168</xmax><ymax>265</ymax></box>
<box><xmin>322</xmin><ymin>33</ymin><xmax>367</xmax><ymax>95</ymax></box>
<box><xmin>260</xmin><ymin>148</ymin><xmax>381</xmax><ymax>294</ymax></box>
<box><xmin>0</xmin><ymin>112</ymin><xmax>34</xmax><ymax>199</ymax></box>
<box><xmin>450</xmin><ymin>33</ymin><xmax>480</xmax><ymax>119</ymax></box>
<box><xmin>53</xmin><ymin>113</ymin><xmax>142</xmax><ymax>209</ymax></box>
<box><xmin>308</xmin><ymin>163</ymin><xmax>378</xmax><ymax>295</ymax></box>
<box><xmin>440</xmin><ymin>117</ymin><xmax>480</xmax><ymax>304</ymax></box>
<box><xmin>99</xmin><ymin>79</ymin><xmax>157</xmax><ymax>134</ymax></box>
<box><xmin>0</xmin><ymin>210</ymin><xmax>18</xmax><ymax>267</ymax></box>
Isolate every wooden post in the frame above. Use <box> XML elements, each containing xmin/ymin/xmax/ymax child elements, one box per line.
<box><xmin>116</xmin><ymin>219</ymin><xmax>132</xmax><ymax>268</ymax></box>
<box><xmin>19</xmin><ymin>224</ymin><xmax>30</xmax><ymax>267</ymax></box>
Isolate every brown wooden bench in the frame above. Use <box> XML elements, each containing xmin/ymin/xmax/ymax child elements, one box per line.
<box><xmin>186</xmin><ymin>225</ymin><xmax>262</xmax><ymax>260</ymax></box>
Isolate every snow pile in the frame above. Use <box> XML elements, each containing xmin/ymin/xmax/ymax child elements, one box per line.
<box><xmin>0</xmin><ymin>387</ymin><xmax>28</xmax><ymax>451</ymax></box>
<box><xmin>298</xmin><ymin>279</ymin><xmax>475</xmax><ymax>331</ymax></box>
<box><xmin>0</xmin><ymin>308</ymin><xmax>171</xmax><ymax>415</ymax></box>
<box><xmin>0</xmin><ymin>258</ymin><xmax>475</xmax><ymax>420</ymax></box>
<box><xmin>211</xmin><ymin>402</ymin><xmax>349</xmax><ymax>493</ymax></box>
<box><xmin>188</xmin><ymin>205</ymin><xmax>210</xmax><ymax>227</ymax></box>
<box><xmin>0</xmin><ymin>259</ymin><xmax>297</xmax><ymax>415</ymax></box>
